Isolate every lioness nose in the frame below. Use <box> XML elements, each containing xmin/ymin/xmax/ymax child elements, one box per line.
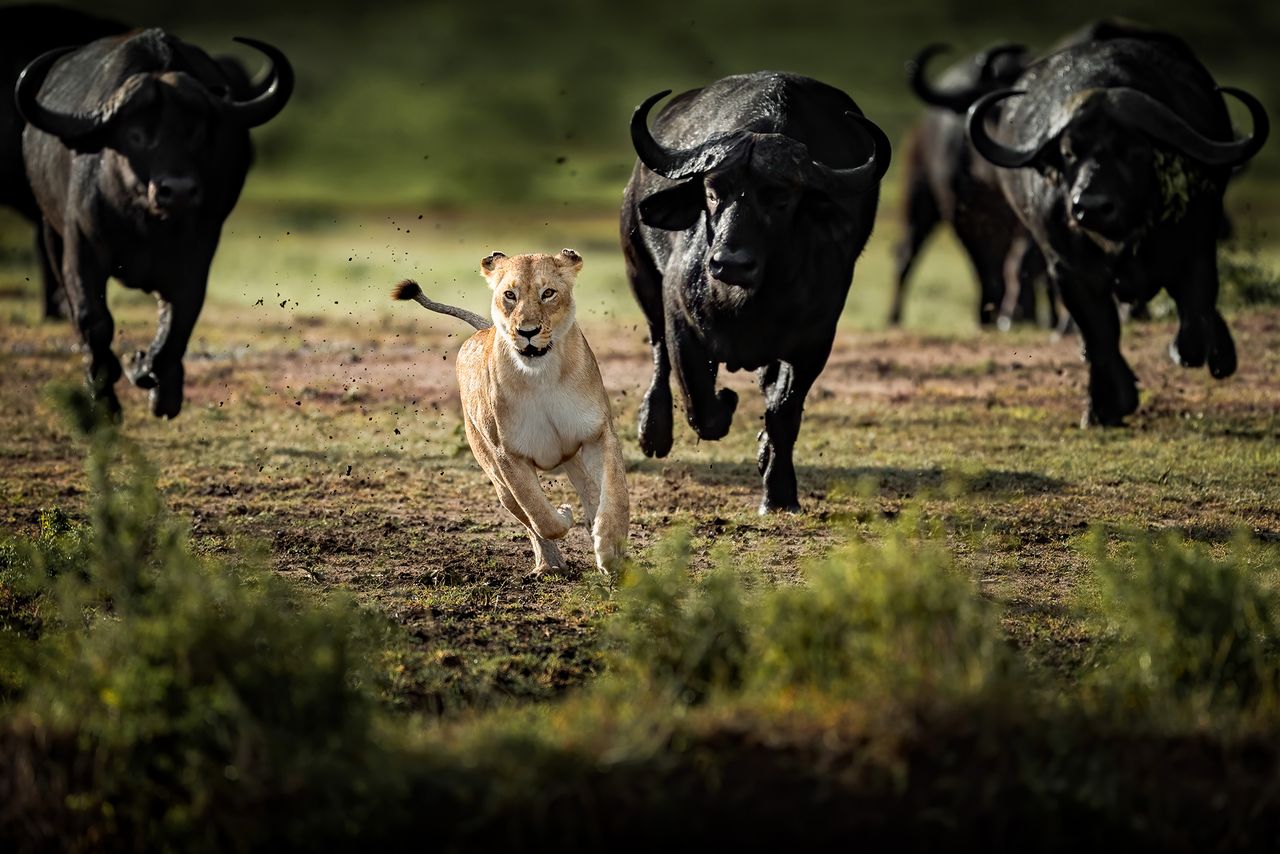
<box><xmin>517</xmin><ymin>325</ymin><xmax>540</xmax><ymax>339</ymax></box>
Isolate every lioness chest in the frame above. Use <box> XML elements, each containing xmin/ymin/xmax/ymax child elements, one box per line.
<box><xmin>499</xmin><ymin>376</ymin><xmax>605</xmax><ymax>470</ymax></box>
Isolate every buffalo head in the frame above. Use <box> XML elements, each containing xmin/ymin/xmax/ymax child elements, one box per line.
<box><xmin>15</xmin><ymin>34</ymin><xmax>292</xmax><ymax>220</ymax></box>
<box><xmin>967</xmin><ymin>85</ymin><xmax>1268</xmax><ymax>244</ymax></box>
<box><xmin>630</xmin><ymin>90</ymin><xmax>890</xmax><ymax>290</ymax></box>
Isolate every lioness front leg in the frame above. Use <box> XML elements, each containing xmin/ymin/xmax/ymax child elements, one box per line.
<box><xmin>493</xmin><ymin>454</ymin><xmax>575</xmax><ymax>541</ymax></box>
<box><xmin>569</xmin><ymin>432</ymin><xmax>629</xmax><ymax>576</ymax></box>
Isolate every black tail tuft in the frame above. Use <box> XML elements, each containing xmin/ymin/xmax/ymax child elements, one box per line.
<box><xmin>392</xmin><ymin>279</ymin><xmax>422</xmax><ymax>301</ymax></box>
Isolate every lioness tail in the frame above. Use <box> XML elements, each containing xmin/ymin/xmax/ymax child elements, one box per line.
<box><xmin>391</xmin><ymin>280</ymin><xmax>493</xmax><ymax>330</ymax></box>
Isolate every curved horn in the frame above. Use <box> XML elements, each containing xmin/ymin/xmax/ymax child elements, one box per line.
<box><xmin>224</xmin><ymin>37</ymin><xmax>293</xmax><ymax>127</ymax></box>
<box><xmin>808</xmin><ymin>111</ymin><xmax>892</xmax><ymax>198</ymax></box>
<box><xmin>630</xmin><ymin>89</ymin><xmax>748</xmax><ymax>179</ymax></box>
<box><xmin>966</xmin><ymin>88</ymin><xmax>1042</xmax><ymax>168</ymax></box>
<box><xmin>977</xmin><ymin>43</ymin><xmax>1027</xmax><ymax>82</ymax></box>
<box><xmin>1102</xmin><ymin>86</ymin><xmax>1269</xmax><ymax>168</ymax></box>
<box><xmin>14</xmin><ymin>47</ymin><xmax>105</xmax><ymax>140</ymax></box>
<box><xmin>907</xmin><ymin>44</ymin><xmax>978</xmax><ymax>113</ymax></box>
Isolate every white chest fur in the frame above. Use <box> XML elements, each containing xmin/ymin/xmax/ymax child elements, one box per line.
<box><xmin>497</xmin><ymin>342</ymin><xmax>605</xmax><ymax>471</ymax></box>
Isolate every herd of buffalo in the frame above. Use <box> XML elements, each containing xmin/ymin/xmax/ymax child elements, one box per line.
<box><xmin>0</xmin><ymin>6</ymin><xmax>1269</xmax><ymax>511</ymax></box>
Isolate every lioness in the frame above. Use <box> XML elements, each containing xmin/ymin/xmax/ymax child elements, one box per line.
<box><xmin>392</xmin><ymin>249</ymin><xmax>629</xmax><ymax>576</ymax></box>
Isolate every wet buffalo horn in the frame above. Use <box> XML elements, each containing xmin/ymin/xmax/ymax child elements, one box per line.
<box><xmin>965</xmin><ymin>88</ymin><xmax>1041</xmax><ymax>168</ymax></box>
<box><xmin>807</xmin><ymin>111</ymin><xmax>891</xmax><ymax>199</ymax></box>
<box><xmin>225</xmin><ymin>37</ymin><xmax>293</xmax><ymax>127</ymax></box>
<box><xmin>1104</xmin><ymin>86</ymin><xmax>1269</xmax><ymax>168</ymax></box>
<box><xmin>629</xmin><ymin>90</ymin><xmax>751</xmax><ymax>180</ymax></box>
<box><xmin>14</xmin><ymin>47</ymin><xmax>104</xmax><ymax>140</ymax></box>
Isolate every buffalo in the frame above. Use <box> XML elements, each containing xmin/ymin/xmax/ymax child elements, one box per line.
<box><xmin>891</xmin><ymin>43</ymin><xmax>1050</xmax><ymax>328</ymax></box>
<box><xmin>967</xmin><ymin>35</ymin><xmax>1267</xmax><ymax>426</ymax></box>
<box><xmin>0</xmin><ymin>4</ymin><xmax>129</xmax><ymax>318</ymax></box>
<box><xmin>17</xmin><ymin>27</ymin><xmax>292</xmax><ymax>418</ymax></box>
<box><xmin>621</xmin><ymin>72</ymin><xmax>890</xmax><ymax>512</ymax></box>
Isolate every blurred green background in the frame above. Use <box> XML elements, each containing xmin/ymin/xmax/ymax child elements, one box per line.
<box><xmin>1</xmin><ymin>0</ymin><xmax>1277</xmax><ymax>330</ymax></box>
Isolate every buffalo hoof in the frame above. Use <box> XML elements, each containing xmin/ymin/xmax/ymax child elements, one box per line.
<box><xmin>691</xmin><ymin>388</ymin><xmax>737</xmax><ymax>441</ymax></box>
<box><xmin>1206</xmin><ymin>314</ymin><xmax>1236</xmax><ymax>379</ymax></box>
<box><xmin>638</xmin><ymin>385</ymin><xmax>674</xmax><ymax>458</ymax></box>
<box><xmin>1170</xmin><ymin>311</ymin><xmax>1212</xmax><ymax>369</ymax></box>
<box><xmin>1083</xmin><ymin>361</ymin><xmax>1138</xmax><ymax>428</ymax></box>
<box><xmin>758</xmin><ymin>495</ymin><xmax>802</xmax><ymax>516</ymax></box>
<box><xmin>149</xmin><ymin>384</ymin><xmax>184</xmax><ymax>419</ymax></box>
<box><xmin>128</xmin><ymin>352</ymin><xmax>159</xmax><ymax>389</ymax></box>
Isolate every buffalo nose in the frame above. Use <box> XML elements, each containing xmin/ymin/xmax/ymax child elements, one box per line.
<box><xmin>517</xmin><ymin>325</ymin><xmax>540</xmax><ymax>339</ymax></box>
<box><xmin>153</xmin><ymin>175</ymin><xmax>201</xmax><ymax>208</ymax></box>
<box><xmin>1071</xmin><ymin>193</ymin><xmax>1117</xmax><ymax>227</ymax></box>
<box><xmin>708</xmin><ymin>249</ymin><xmax>760</xmax><ymax>286</ymax></box>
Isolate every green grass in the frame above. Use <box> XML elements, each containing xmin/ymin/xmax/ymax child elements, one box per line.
<box><xmin>6</xmin><ymin>417</ymin><xmax>1280</xmax><ymax>847</ymax></box>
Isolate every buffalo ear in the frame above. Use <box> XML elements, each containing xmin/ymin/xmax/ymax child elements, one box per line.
<box><xmin>638</xmin><ymin>180</ymin><xmax>703</xmax><ymax>231</ymax></box>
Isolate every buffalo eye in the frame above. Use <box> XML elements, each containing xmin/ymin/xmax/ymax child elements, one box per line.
<box><xmin>503</xmin><ymin>290</ymin><xmax>517</xmax><ymax>302</ymax></box>
<box><xmin>541</xmin><ymin>288</ymin><xmax>555</xmax><ymax>300</ymax></box>
<box><xmin>758</xmin><ymin>186</ymin><xmax>791</xmax><ymax>210</ymax></box>
<box><xmin>125</xmin><ymin>126</ymin><xmax>150</xmax><ymax>150</ymax></box>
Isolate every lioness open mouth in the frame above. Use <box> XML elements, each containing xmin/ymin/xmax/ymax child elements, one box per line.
<box><xmin>518</xmin><ymin>343</ymin><xmax>551</xmax><ymax>358</ymax></box>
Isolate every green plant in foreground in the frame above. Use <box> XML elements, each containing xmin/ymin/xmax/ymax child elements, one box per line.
<box><xmin>1090</xmin><ymin>529</ymin><xmax>1280</xmax><ymax>714</ymax></box>
<box><xmin>0</xmin><ymin>389</ymin><xmax>404</xmax><ymax>850</ymax></box>
<box><xmin>609</xmin><ymin>517</ymin><xmax>1011</xmax><ymax>706</ymax></box>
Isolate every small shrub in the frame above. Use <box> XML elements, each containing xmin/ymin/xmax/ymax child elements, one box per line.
<box><xmin>0</xmin><ymin>391</ymin><xmax>413</xmax><ymax>851</ymax></box>
<box><xmin>1090</xmin><ymin>530</ymin><xmax>1280</xmax><ymax>714</ymax></box>
<box><xmin>608</xmin><ymin>529</ymin><xmax>749</xmax><ymax>703</ymax></box>
<box><xmin>753</xmin><ymin>519</ymin><xmax>1010</xmax><ymax>701</ymax></box>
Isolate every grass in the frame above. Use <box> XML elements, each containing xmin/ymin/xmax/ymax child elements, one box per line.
<box><xmin>5</xmin><ymin>412</ymin><xmax>1280</xmax><ymax>847</ymax></box>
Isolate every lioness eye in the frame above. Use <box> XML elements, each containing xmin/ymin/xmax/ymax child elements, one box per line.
<box><xmin>542</xmin><ymin>289</ymin><xmax>555</xmax><ymax>300</ymax></box>
<box><xmin>503</xmin><ymin>290</ymin><xmax>516</xmax><ymax>301</ymax></box>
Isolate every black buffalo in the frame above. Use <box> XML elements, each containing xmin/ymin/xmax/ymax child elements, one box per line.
<box><xmin>967</xmin><ymin>36</ymin><xmax>1267</xmax><ymax>426</ymax></box>
<box><xmin>17</xmin><ymin>27</ymin><xmax>292</xmax><ymax>418</ymax></box>
<box><xmin>621</xmin><ymin>72</ymin><xmax>890</xmax><ymax>512</ymax></box>
<box><xmin>891</xmin><ymin>43</ymin><xmax>1049</xmax><ymax>328</ymax></box>
<box><xmin>0</xmin><ymin>4</ymin><xmax>129</xmax><ymax>318</ymax></box>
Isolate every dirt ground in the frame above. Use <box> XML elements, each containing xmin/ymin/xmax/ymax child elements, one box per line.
<box><xmin>2</xmin><ymin>281</ymin><xmax>1279</xmax><ymax>710</ymax></box>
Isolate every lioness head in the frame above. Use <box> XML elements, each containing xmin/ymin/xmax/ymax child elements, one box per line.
<box><xmin>481</xmin><ymin>249</ymin><xmax>582</xmax><ymax>361</ymax></box>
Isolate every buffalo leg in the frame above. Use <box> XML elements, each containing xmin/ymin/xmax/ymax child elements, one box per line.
<box><xmin>956</xmin><ymin>226</ymin><xmax>1007</xmax><ymax>327</ymax></box>
<box><xmin>56</xmin><ymin>222</ymin><xmax>121</xmax><ymax>417</ymax></box>
<box><xmin>756</xmin><ymin>341</ymin><xmax>829</xmax><ymax>514</ymax></box>
<box><xmin>666</xmin><ymin>311</ymin><xmax>736</xmax><ymax>441</ymax></box>
<box><xmin>36</xmin><ymin>227</ymin><xmax>66</xmax><ymax>321</ymax></box>
<box><xmin>1166</xmin><ymin>241</ymin><xmax>1235</xmax><ymax>380</ymax></box>
<box><xmin>999</xmin><ymin>233</ymin><xmax>1042</xmax><ymax>328</ymax></box>
<box><xmin>888</xmin><ymin>168</ymin><xmax>939</xmax><ymax>326</ymax></box>
<box><xmin>1057</xmin><ymin>272</ymin><xmax>1137</xmax><ymax>427</ymax></box>
<box><xmin>134</xmin><ymin>259</ymin><xmax>212</xmax><ymax>419</ymax></box>
<box><xmin>621</xmin><ymin>208</ymin><xmax>674</xmax><ymax>457</ymax></box>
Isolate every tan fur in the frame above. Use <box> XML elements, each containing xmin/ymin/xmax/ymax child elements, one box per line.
<box><xmin>454</xmin><ymin>249</ymin><xmax>629</xmax><ymax>576</ymax></box>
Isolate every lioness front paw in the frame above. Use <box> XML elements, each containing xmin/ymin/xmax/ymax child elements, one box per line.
<box><xmin>557</xmin><ymin>504</ymin><xmax>575</xmax><ymax>528</ymax></box>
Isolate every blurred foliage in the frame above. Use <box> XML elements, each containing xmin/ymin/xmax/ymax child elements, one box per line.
<box><xmin>1089</xmin><ymin>530</ymin><xmax>1280</xmax><ymax>714</ymax></box>
<box><xmin>1220</xmin><ymin>247</ymin><xmax>1280</xmax><ymax>307</ymax></box>
<box><xmin>9</xmin><ymin>0</ymin><xmax>1276</xmax><ymax>207</ymax></box>
<box><xmin>6</xmin><ymin>391</ymin><xmax>1280</xmax><ymax>847</ymax></box>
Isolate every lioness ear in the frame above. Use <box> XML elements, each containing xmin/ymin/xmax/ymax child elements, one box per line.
<box><xmin>556</xmin><ymin>248</ymin><xmax>583</xmax><ymax>273</ymax></box>
<box><xmin>638</xmin><ymin>180</ymin><xmax>703</xmax><ymax>231</ymax></box>
<box><xmin>480</xmin><ymin>251</ymin><xmax>506</xmax><ymax>284</ymax></box>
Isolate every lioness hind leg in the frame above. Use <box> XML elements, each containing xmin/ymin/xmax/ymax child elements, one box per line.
<box><xmin>562</xmin><ymin>453</ymin><xmax>600</xmax><ymax>528</ymax></box>
<box><xmin>576</xmin><ymin>433</ymin><xmax>630</xmax><ymax>576</ymax></box>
